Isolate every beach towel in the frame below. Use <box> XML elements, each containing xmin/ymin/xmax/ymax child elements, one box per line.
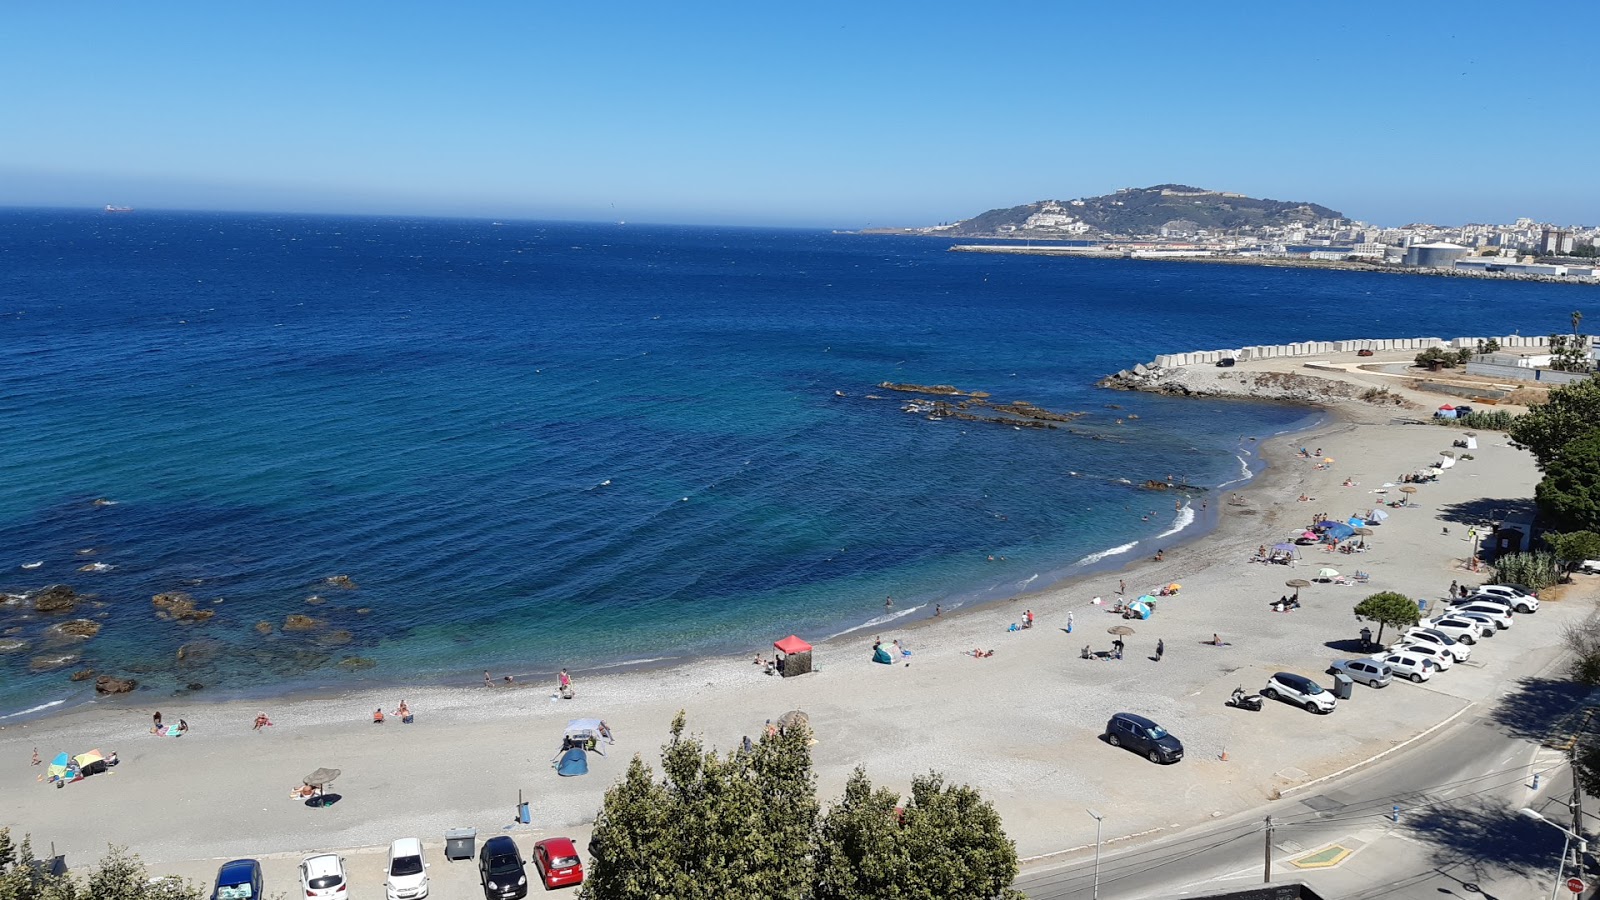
<box><xmin>166</xmin><ymin>725</ymin><xmax>183</xmax><ymax>737</ymax></box>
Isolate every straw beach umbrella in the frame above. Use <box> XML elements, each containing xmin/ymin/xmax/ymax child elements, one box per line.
<box><xmin>1399</xmin><ymin>486</ymin><xmax>1418</xmax><ymax>494</ymax></box>
<box><xmin>1107</xmin><ymin>625</ymin><xmax>1136</xmax><ymax>636</ymax></box>
<box><xmin>1286</xmin><ymin>578</ymin><xmax>1310</xmax><ymax>600</ymax></box>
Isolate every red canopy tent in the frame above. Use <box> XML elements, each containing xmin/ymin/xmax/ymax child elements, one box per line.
<box><xmin>773</xmin><ymin>635</ymin><xmax>813</xmax><ymax>677</ymax></box>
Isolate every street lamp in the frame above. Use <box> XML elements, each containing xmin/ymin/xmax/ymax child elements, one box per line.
<box><xmin>1521</xmin><ymin>807</ymin><xmax>1588</xmax><ymax>900</ymax></box>
<box><xmin>1087</xmin><ymin>808</ymin><xmax>1105</xmax><ymax>900</ymax></box>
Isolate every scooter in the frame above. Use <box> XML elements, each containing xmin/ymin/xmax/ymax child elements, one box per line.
<box><xmin>1226</xmin><ymin>687</ymin><xmax>1264</xmax><ymax>712</ymax></box>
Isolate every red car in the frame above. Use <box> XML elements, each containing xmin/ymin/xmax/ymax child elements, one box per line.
<box><xmin>531</xmin><ymin>838</ymin><xmax>583</xmax><ymax>890</ymax></box>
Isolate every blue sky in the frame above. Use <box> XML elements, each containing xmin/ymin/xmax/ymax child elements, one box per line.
<box><xmin>3</xmin><ymin>2</ymin><xmax>1595</xmax><ymax>227</ymax></box>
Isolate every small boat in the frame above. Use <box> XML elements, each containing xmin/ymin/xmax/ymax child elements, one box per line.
<box><xmin>834</xmin><ymin>390</ymin><xmax>846</xmax><ymax>397</ymax></box>
<box><xmin>103</xmin><ymin>205</ymin><xmax>133</xmax><ymax>213</ymax></box>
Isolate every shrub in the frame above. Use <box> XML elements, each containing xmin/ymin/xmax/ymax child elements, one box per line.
<box><xmin>1489</xmin><ymin>551</ymin><xmax>1565</xmax><ymax>591</ymax></box>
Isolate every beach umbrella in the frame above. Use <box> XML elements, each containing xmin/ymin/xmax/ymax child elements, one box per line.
<box><xmin>1323</xmin><ymin>457</ymin><xmax>1335</xmax><ymax>463</ymax></box>
<box><xmin>1286</xmin><ymin>578</ymin><xmax>1310</xmax><ymax>600</ymax></box>
<box><xmin>1399</xmin><ymin>486</ymin><xmax>1418</xmax><ymax>494</ymax></box>
<box><xmin>303</xmin><ymin>767</ymin><xmax>341</xmax><ymax>787</ymax></box>
<box><xmin>1301</xmin><ymin>531</ymin><xmax>1318</xmax><ymax>540</ymax></box>
<box><xmin>1465</xmin><ymin>432</ymin><xmax>1478</xmax><ymax>437</ymax></box>
<box><xmin>1166</xmin><ymin>583</ymin><xmax>1181</xmax><ymax>592</ymax></box>
<box><xmin>1440</xmin><ymin>450</ymin><xmax>1455</xmax><ymax>457</ymax></box>
<box><xmin>1272</xmin><ymin>542</ymin><xmax>1296</xmax><ymax>552</ymax></box>
<box><xmin>47</xmin><ymin>753</ymin><xmax>70</xmax><ymax>781</ymax></box>
<box><xmin>1317</xmin><ymin>567</ymin><xmax>1339</xmax><ymax>579</ymax></box>
<box><xmin>1108</xmin><ymin>625</ymin><xmax>1135</xmax><ymax>635</ymax></box>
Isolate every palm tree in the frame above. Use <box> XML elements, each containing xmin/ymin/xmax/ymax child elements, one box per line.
<box><xmin>1573</xmin><ymin>310</ymin><xmax>1584</xmax><ymax>337</ymax></box>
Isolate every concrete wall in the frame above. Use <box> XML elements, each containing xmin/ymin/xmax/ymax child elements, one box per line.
<box><xmin>1465</xmin><ymin>360</ymin><xmax>1592</xmax><ymax>384</ymax></box>
<box><xmin>1150</xmin><ymin>336</ymin><xmax>1553</xmax><ymax>369</ymax></box>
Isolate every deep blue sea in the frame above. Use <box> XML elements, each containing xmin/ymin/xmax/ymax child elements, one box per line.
<box><xmin>1</xmin><ymin>210</ymin><xmax>1590</xmax><ymax>716</ymax></box>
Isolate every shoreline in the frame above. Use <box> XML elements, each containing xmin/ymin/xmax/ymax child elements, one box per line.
<box><xmin>2</xmin><ymin>364</ymin><xmax>1569</xmax><ymax>872</ymax></box>
<box><xmin>0</xmin><ymin>400</ymin><xmax>1325</xmax><ymax>727</ymax></box>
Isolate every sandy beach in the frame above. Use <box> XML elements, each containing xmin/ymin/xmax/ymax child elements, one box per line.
<box><xmin>1</xmin><ymin>350</ymin><xmax>1587</xmax><ymax>893</ymax></box>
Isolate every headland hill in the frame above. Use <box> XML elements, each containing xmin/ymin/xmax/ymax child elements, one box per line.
<box><xmin>852</xmin><ymin>183</ymin><xmax>1600</xmax><ymax>285</ymax></box>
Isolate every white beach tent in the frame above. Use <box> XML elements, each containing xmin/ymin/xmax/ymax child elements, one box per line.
<box><xmin>564</xmin><ymin>719</ymin><xmax>609</xmax><ymax>755</ymax></box>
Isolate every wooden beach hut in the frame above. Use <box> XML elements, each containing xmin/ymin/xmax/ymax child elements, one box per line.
<box><xmin>773</xmin><ymin>634</ymin><xmax>813</xmax><ymax>678</ymax></box>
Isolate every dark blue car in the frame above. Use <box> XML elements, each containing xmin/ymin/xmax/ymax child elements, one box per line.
<box><xmin>211</xmin><ymin>859</ymin><xmax>263</xmax><ymax>900</ymax></box>
<box><xmin>1104</xmin><ymin>712</ymin><xmax>1184</xmax><ymax>763</ymax></box>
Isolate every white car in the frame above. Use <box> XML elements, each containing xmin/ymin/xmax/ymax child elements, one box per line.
<box><xmin>1452</xmin><ymin>601</ymin><xmax>1514</xmax><ymax>629</ymax></box>
<box><xmin>1329</xmin><ymin>658</ymin><xmax>1393</xmax><ymax>687</ymax></box>
<box><xmin>1262</xmin><ymin>672</ymin><xmax>1338</xmax><ymax>713</ymax></box>
<box><xmin>300</xmin><ymin>854</ymin><xmax>348</xmax><ymax>900</ymax></box>
<box><xmin>1398</xmin><ymin>641</ymin><xmax>1454</xmax><ymax>671</ymax></box>
<box><xmin>1403</xmin><ymin>627</ymin><xmax>1472</xmax><ymax>662</ymax></box>
<box><xmin>385</xmin><ymin>838</ymin><xmax>429</xmax><ymax>900</ymax></box>
<box><xmin>1471</xmin><ymin>586</ymin><xmax>1539</xmax><ymax>613</ymax></box>
<box><xmin>1424</xmin><ymin>615</ymin><xmax>1486</xmax><ymax>644</ymax></box>
<box><xmin>1378</xmin><ymin>650</ymin><xmax>1437</xmax><ymax>683</ymax></box>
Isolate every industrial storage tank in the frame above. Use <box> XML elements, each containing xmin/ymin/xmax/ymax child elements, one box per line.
<box><xmin>1404</xmin><ymin>242</ymin><xmax>1471</xmax><ymax>268</ymax></box>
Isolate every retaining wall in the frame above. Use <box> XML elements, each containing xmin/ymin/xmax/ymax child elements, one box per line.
<box><xmin>1151</xmin><ymin>336</ymin><xmax>1551</xmax><ymax>369</ymax></box>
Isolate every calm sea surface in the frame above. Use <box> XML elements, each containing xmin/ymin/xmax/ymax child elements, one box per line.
<box><xmin>0</xmin><ymin>211</ymin><xmax>1587</xmax><ymax>715</ymax></box>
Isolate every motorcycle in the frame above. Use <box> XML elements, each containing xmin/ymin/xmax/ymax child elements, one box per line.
<box><xmin>1226</xmin><ymin>687</ymin><xmax>1264</xmax><ymax>712</ymax></box>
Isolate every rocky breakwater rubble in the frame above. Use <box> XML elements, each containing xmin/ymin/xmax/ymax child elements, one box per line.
<box><xmin>1098</xmin><ymin>362</ymin><xmax>1409</xmax><ymax>408</ymax></box>
<box><xmin>874</xmin><ymin>382</ymin><xmax>1087</xmax><ymax>428</ymax></box>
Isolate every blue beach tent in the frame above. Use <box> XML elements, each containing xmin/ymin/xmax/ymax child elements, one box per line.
<box><xmin>872</xmin><ymin>645</ymin><xmax>893</xmax><ymax>665</ymax></box>
<box><xmin>556</xmin><ymin>747</ymin><xmax>588</xmax><ymax>777</ymax></box>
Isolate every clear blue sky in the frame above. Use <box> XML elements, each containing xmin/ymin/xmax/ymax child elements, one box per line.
<box><xmin>4</xmin><ymin>2</ymin><xmax>1595</xmax><ymax>227</ymax></box>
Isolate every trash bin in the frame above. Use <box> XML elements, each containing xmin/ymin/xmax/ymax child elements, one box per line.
<box><xmin>1332</xmin><ymin>674</ymin><xmax>1354</xmax><ymax>700</ymax></box>
<box><xmin>444</xmin><ymin>827</ymin><xmax>477</xmax><ymax>861</ymax></box>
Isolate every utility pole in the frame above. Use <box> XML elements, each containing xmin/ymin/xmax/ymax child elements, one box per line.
<box><xmin>1264</xmin><ymin>815</ymin><xmax>1274</xmax><ymax>883</ymax></box>
<box><xmin>1573</xmin><ymin>735</ymin><xmax>1586</xmax><ymax>875</ymax></box>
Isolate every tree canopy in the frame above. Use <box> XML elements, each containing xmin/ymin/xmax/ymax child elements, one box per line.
<box><xmin>1534</xmin><ymin>430</ymin><xmax>1600</xmax><ymax>533</ymax></box>
<box><xmin>1353</xmin><ymin>591</ymin><xmax>1421</xmax><ymax>644</ymax></box>
<box><xmin>1508</xmin><ymin>378</ymin><xmax>1600</xmax><ymax>469</ymax></box>
<box><xmin>0</xmin><ymin>831</ymin><xmax>202</xmax><ymax>900</ymax></box>
<box><xmin>1545</xmin><ymin>531</ymin><xmax>1600</xmax><ymax>574</ymax></box>
<box><xmin>581</xmin><ymin>714</ymin><xmax>1021</xmax><ymax>900</ymax></box>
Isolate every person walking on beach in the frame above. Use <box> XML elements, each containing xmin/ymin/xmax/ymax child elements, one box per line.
<box><xmin>1156</xmin><ymin>639</ymin><xmax>1165</xmax><ymax>661</ymax></box>
<box><xmin>484</xmin><ymin>670</ymin><xmax>492</xmax><ymax>688</ymax></box>
<box><xmin>1449</xmin><ymin>580</ymin><xmax>1458</xmax><ymax>598</ymax></box>
<box><xmin>558</xmin><ymin>668</ymin><xmax>573</xmax><ymax>699</ymax></box>
<box><xmin>1067</xmin><ymin>610</ymin><xmax>1075</xmax><ymax>633</ymax></box>
<box><xmin>1118</xmin><ymin>579</ymin><xmax>1125</xmax><ymax>596</ymax></box>
<box><xmin>31</xmin><ymin>748</ymin><xmax>40</xmax><ymax>766</ymax></box>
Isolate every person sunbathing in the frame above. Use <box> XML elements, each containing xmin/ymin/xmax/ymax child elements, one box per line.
<box><xmin>253</xmin><ymin>713</ymin><xmax>273</xmax><ymax>731</ymax></box>
<box><xmin>372</xmin><ymin>708</ymin><xmax>385</xmax><ymax>724</ymax></box>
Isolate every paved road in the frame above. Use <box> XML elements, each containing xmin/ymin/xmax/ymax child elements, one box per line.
<box><xmin>1017</xmin><ymin>661</ymin><xmax>1598</xmax><ymax>899</ymax></box>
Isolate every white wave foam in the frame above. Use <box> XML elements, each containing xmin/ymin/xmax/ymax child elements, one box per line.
<box><xmin>825</xmin><ymin>603</ymin><xmax>927</xmax><ymax>640</ymax></box>
<box><xmin>1017</xmin><ymin>574</ymin><xmax>1039</xmax><ymax>591</ymax></box>
<box><xmin>1216</xmin><ymin>453</ymin><xmax>1254</xmax><ymax>489</ymax></box>
<box><xmin>1075</xmin><ymin>541</ymin><xmax>1138</xmax><ymax>566</ymax></box>
<box><xmin>20</xmin><ymin>561</ymin><xmax>42</xmax><ymax>570</ymax></box>
<box><xmin>0</xmin><ymin>699</ymin><xmax>66</xmax><ymax>720</ymax></box>
<box><xmin>1156</xmin><ymin>504</ymin><xmax>1196</xmax><ymax>539</ymax></box>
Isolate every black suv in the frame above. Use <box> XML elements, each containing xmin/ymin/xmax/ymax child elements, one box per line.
<box><xmin>1104</xmin><ymin>712</ymin><xmax>1184</xmax><ymax>763</ymax></box>
<box><xmin>478</xmin><ymin>835</ymin><xmax>528</xmax><ymax>900</ymax></box>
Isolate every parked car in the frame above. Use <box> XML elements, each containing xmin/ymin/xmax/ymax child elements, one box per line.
<box><xmin>299</xmin><ymin>854</ymin><xmax>348</xmax><ymax>900</ymax></box>
<box><xmin>1403</xmin><ymin>626</ymin><xmax>1472</xmax><ymax>662</ymax></box>
<box><xmin>1422</xmin><ymin>616</ymin><xmax>1485</xmax><ymax>644</ymax></box>
<box><xmin>1449</xmin><ymin>612</ymin><xmax>1502</xmax><ymax>636</ymax></box>
<box><xmin>1262</xmin><ymin>672</ymin><xmax>1337</xmax><ymax>713</ymax></box>
<box><xmin>1451</xmin><ymin>601</ymin><xmax>1514</xmax><ymax>629</ymax></box>
<box><xmin>385</xmin><ymin>838</ymin><xmax>429</xmax><ymax>900</ymax></box>
<box><xmin>478</xmin><ymin>836</ymin><xmax>528</xmax><ymax>900</ymax></box>
<box><xmin>1472</xmin><ymin>586</ymin><xmax>1539</xmax><ymax>613</ymax></box>
<box><xmin>1328</xmin><ymin>658</ymin><xmax>1393</xmax><ymax>687</ymax></box>
<box><xmin>1397</xmin><ymin>641</ymin><xmax>1454</xmax><ymax>671</ymax></box>
<box><xmin>211</xmin><ymin>859</ymin><xmax>264</xmax><ymax>900</ymax></box>
<box><xmin>1379</xmin><ymin>650</ymin><xmax>1437</xmax><ymax>683</ymax></box>
<box><xmin>1579</xmin><ymin>560</ymin><xmax>1600</xmax><ymax>575</ymax></box>
<box><xmin>531</xmin><ymin>837</ymin><xmax>585</xmax><ymax>890</ymax></box>
<box><xmin>1104</xmin><ymin>712</ymin><xmax>1185</xmax><ymax>763</ymax></box>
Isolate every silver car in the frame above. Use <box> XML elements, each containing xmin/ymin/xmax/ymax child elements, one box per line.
<box><xmin>1329</xmin><ymin>658</ymin><xmax>1393</xmax><ymax>687</ymax></box>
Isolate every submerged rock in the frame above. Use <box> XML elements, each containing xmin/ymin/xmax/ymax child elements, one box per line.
<box><xmin>52</xmin><ymin>619</ymin><xmax>102</xmax><ymax>639</ymax></box>
<box><xmin>336</xmin><ymin>656</ymin><xmax>376</xmax><ymax>671</ymax></box>
<box><xmin>70</xmin><ymin>668</ymin><xmax>97</xmax><ymax>682</ymax></box>
<box><xmin>94</xmin><ymin>674</ymin><xmax>137</xmax><ymax>694</ymax></box>
<box><xmin>316</xmin><ymin>629</ymin><xmax>353</xmax><ymax>647</ymax></box>
<box><xmin>304</xmin><ymin>594</ymin><xmax>325</xmax><ymax>605</ymax></box>
<box><xmin>152</xmin><ymin>592</ymin><xmax>215</xmax><ymax>622</ymax></box>
<box><xmin>325</xmin><ymin>575</ymin><xmax>357</xmax><ymax>590</ymax></box>
<box><xmin>254</xmin><ymin>620</ymin><xmax>274</xmax><ymax>635</ymax></box>
<box><xmin>32</xmin><ymin>585</ymin><xmax>80</xmax><ymax>614</ymax></box>
<box><xmin>0</xmin><ymin>637</ymin><xmax>29</xmax><ymax>654</ymax></box>
<box><xmin>283</xmin><ymin>614</ymin><xmax>320</xmax><ymax>632</ymax></box>
<box><xmin>30</xmin><ymin>652</ymin><xmax>80</xmax><ymax>672</ymax></box>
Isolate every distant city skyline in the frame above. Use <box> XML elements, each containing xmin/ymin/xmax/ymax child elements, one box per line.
<box><xmin>5</xmin><ymin>2</ymin><xmax>1597</xmax><ymax>228</ymax></box>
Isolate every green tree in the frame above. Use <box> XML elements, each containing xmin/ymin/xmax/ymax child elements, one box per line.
<box><xmin>1544</xmin><ymin>531</ymin><xmax>1600</xmax><ymax>578</ymax></box>
<box><xmin>581</xmin><ymin>757</ymin><xmax>675</xmax><ymax>900</ymax></box>
<box><xmin>0</xmin><ymin>831</ymin><xmax>201</xmax><ymax>900</ymax></box>
<box><xmin>1508</xmin><ymin>379</ymin><xmax>1600</xmax><ymax>468</ymax></box>
<box><xmin>898</xmin><ymin>774</ymin><xmax>1024</xmax><ymax>900</ymax></box>
<box><xmin>1353</xmin><ymin>591</ymin><xmax>1421</xmax><ymax>645</ymax></box>
<box><xmin>814</xmin><ymin>769</ymin><xmax>908</xmax><ymax>900</ymax></box>
<box><xmin>1534</xmin><ymin>429</ymin><xmax>1600</xmax><ymax>532</ymax></box>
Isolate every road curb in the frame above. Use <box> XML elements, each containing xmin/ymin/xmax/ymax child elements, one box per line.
<box><xmin>1279</xmin><ymin>700</ymin><xmax>1475</xmax><ymax>797</ymax></box>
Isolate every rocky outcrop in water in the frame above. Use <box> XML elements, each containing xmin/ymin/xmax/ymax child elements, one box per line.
<box><xmin>152</xmin><ymin>592</ymin><xmax>215</xmax><ymax>622</ymax></box>
<box><xmin>94</xmin><ymin>674</ymin><xmax>137</xmax><ymax>694</ymax></box>
<box><xmin>32</xmin><ymin>585</ymin><xmax>80</xmax><ymax>614</ymax></box>
<box><xmin>284</xmin><ymin>614</ymin><xmax>320</xmax><ymax>631</ymax></box>
<box><xmin>52</xmin><ymin>619</ymin><xmax>101</xmax><ymax>639</ymax></box>
<box><xmin>30</xmin><ymin>652</ymin><xmax>79</xmax><ymax>672</ymax></box>
<box><xmin>325</xmin><ymin>575</ymin><xmax>357</xmax><ymax>589</ymax></box>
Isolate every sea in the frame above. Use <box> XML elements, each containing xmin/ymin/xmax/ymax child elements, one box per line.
<box><xmin>0</xmin><ymin>210</ymin><xmax>1588</xmax><ymax>718</ymax></box>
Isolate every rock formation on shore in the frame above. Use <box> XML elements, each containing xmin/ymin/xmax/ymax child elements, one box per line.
<box><xmin>1099</xmin><ymin>365</ymin><xmax>1408</xmax><ymax>408</ymax></box>
<box><xmin>152</xmin><ymin>592</ymin><xmax>215</xmax><ymax>622</ymax></box>
<box><xmin>32</xmin><ymin>585</ymin><xmax>81</xmax><ymax>614</ymax></box>
<box><xmin>94</xmin><ymin>674</ymin><xmax>137</xmax><ymax>694</ymax></box>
